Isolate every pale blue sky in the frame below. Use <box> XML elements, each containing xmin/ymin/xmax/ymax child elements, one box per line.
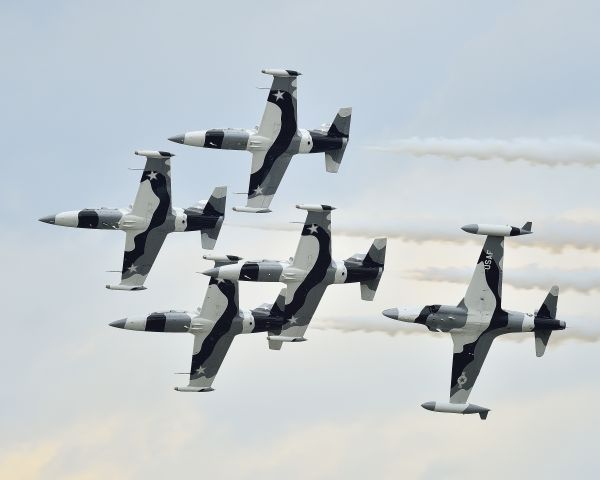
<box><xmin>2</xmin><ymin>1</ymin><xmax>600</xmax><ymax>478</ymax></box>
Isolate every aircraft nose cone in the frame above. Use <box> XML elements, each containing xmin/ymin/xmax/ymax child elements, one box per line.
<box><xmin>421</xmin><ymin>401</ymin><xmax>436</xmax><ymax>411</ymax></box>
<box><xmin>38</xmin><ymin>215</ymin><xmax>55</xmax><ymax>224</ymax></box>
<box><xmin>109</xmin><ymin>318</ymin><xmax>127</xmax><ymax>329</ymax></box>
<box><xmin>382</xmin><ymin>308</ymin><xmax>399</xmax><ymax>320</ymax></box>
<box><xmin>461</xmin><ymin>224</ymin><xmax>478</xmax><ymax>234</ymax></box>
<box><xmin>168</xmin><ymin>134</ymin><xmax>185</xmax><ymax>144</ymax></box>
<box><xmin>202</xmin><ymin>268</ymin><xmax>219</xmax><ymax>278</ymax></box>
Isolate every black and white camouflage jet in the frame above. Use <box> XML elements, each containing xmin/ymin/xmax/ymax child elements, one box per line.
<box><xmin>383</xmin><ymin>223</ymin><xmax>566</xmax><ymax>419</ymax></box>
<box><xmin>202</xmin><ymin>205</ymin><xmax>386</xmax><ymax>350</ymax></box>
<box><xmin>110</xmin><ymin>255</ymin><xmax>289</xmax><ymax>392</ymax></box>
<box><xmin>39</xmin><ymin>151</ymin><xmax>227</xmax><ymax>291</ymax></box>
<box><xmin>168</xmin><ymin>69</ymin><xmax>351</xmax><ymax>213</ymax></box>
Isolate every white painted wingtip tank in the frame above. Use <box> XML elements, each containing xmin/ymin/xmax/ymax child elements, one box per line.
<box><xmin>461</xmin><ymin>221</ymin><xmax>532</xmax><ymax>237</ymax></box>
<box><xmin>421</xmin><ymin>401</ymin><xmax>490</xmax><ymax>420</ymax></box>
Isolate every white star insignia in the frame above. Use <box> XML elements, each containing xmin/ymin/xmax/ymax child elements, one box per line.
<box><xmin>216</xmin><ymin>278</ymin><xmax>225</xmax><ymax>284</ymax></box>
<box><xmin>289</xmin><ymin>316</ymin><xmax>298</xmax><ymax>324</ymax></box>
<box><xmin>195</xmin><ymin>366</ymin><xmax>206</xmax><ymax>375</ymax></box>
<box><xmin>147</xmin><ymin>171</ymin><xmax>158</xmax><ymax>181</ymax></box>
<box><xmin>308</xmin><ymin>224</ymin><xmax>318</xmax><ymax>234</ymax></box>
<box><xmin>128</xmin><ymin>265</ymin><xmax>138</xmax><ymax>273</ymax></box>
<box><xmin>273</xmin><ymin>90</ymin><xmax>284</xmax><ymax>101</ymax></box>
<box><xmin>254</xmin><ymin>185</ymin><xmax>263</xmax><ymax>195</ymax></box>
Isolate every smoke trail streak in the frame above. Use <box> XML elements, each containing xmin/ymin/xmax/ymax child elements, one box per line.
<box><xmin>227</xmin><ymin>220</ymin><xmax>600</xmax><ymax>252</ymax></box>
<box><xmin>406</xmin><ymin>266</ymin><xmax>600</xmax><ymax>294</ymax></box>
<box><xmin>372</xmin><ymin>137</ymin><xmax>600</xmax><ymax>166</ymax></box>
<box><xmin>312</xmin><ymin>316</ymin><xmax>600</xmax><ymax>345</ymax></box>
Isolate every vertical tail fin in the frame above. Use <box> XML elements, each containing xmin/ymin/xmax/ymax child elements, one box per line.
<box><xmin>534</xmin><ymin>286</ymin><xmax>560</xmax><ymax>357</ymax></box>
<box><xmin>324</xmin><ymin>107</ymin><xmax>352</xmax><ymax>173</ymax></box>
<box><xmin>203</xmin><ymin>186</ymin><xmax>227</xmax><ymax>217</ymax></box>
<box><xmin>200</xmin><ymin>186</ymin><xmax>227</xmax><ymax>250</ymax></box>
<box><xmin>360</xmin><ymin>238</ymin><xmax>387</xmax><ymax>301</ymax></box>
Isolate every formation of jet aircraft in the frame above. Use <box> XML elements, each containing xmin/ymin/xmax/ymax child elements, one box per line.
<box><xmin>40</xmin><ymin>68</ymin><xmax>568</xmax><ymax>419</ymax></box>
<box><xmin>202</xmin><ymin>204</ymin><xmax>386</xmax><ymax>350</ymax></box>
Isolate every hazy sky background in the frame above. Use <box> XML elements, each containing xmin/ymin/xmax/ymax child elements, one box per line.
<box><xmin>2</xmin><ymin>1</ymin><xmax>600</xmax><ymax>478</ymax></box>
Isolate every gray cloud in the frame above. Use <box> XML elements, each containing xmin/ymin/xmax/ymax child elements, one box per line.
<box><xmin>372</xmin><ymin>137</ymin><xmax>600</xmax><ymax>167</ymax></box>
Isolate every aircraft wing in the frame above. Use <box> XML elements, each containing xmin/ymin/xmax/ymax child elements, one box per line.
<box><xmin>449</xmin><ymin>330</ymin><xmax>498</xmax><ymax>403</ymax></box>
<box><xmin>257</xmin><ymin>70</ymin><xmax>299</xmax><ymax>139</ymax></box>
<box><xmin>114</xmin><ymin>228</ymin><xmax>169</xmax><ymax>290</ymax></box>
<box><xmin>131</xmin><ymin>151</ymin><xmax>173</xmax><ymax>217</ymax></box>
<box><xmin>178</xmin><ymin>278</ymin><xmax>240</xmax><ymax>391</ymax></box>
<box><xmin>246</xmin><ymin>151</ymin><xmax>293</xmax><ymax>209</ymax></box>
<box><xmin>109</xmin><ymin>151</ymin><xmax>174</xmax><ymax>290</ymax></box>
<box><xmin>461</xmin><ymin>235</ymin><xmax>504</xmax><ymax>313</ymax></box>
<box><xmin>272</xmin><ymin>281</ymin><xmax>329</xmax><ymax>342</ymax></box>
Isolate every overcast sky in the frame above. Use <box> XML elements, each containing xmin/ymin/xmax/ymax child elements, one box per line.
<box><xmin>2</xmin><ymin>1</ymin><xmax>600</xmax><ymax>478</ymax></box>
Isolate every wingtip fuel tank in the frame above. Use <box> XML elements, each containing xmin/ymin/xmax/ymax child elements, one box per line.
<box><xmin>461</xmin><ymin>222</ymin><xmax>532</xmax><ymax>237</ymax></box>
<box><xmin>421</xmin><ymin>401</ymin><xmax>490</xmax><ymax>420</ymax></box>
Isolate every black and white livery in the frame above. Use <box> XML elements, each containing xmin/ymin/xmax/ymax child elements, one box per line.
<box><xmin>202</xmin><ymin>205</ymin><xmax>386</xmax><ymax>350</ymax></box>
<box><xmin>110</xmin><ymin>255</ymin><xmax>289</xmax><ymax>391</ymax></box>
<box><xmin>169</xmin><ymin>69</ymin><xmax>352</xmax><ymax>212</ymax></box>
<box><xmin>39</xmin><ymin>151</ymin><xmax>227</xmax><ymax>290</ymax></box>
<box><xmin>383</xmin><ymin>222</ymin><xmax>566</xmax><ymax>419</ymax></box>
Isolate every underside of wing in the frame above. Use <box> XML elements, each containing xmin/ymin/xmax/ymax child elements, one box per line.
<box><xmin>178</xmin><ymin>330</ymin><xmax>236</xmax><ymax>392</ymax></box>
<box><xmin>461</xmin><ymin>235</ymin><xmax>504</xmax><ymax>313</ymax></box>
<box><xmin>258</xmin><ymin>71</ymin><xmax>299</xmax><ymax>139</ymax></box>
<box><xmin>178</xmin><ymin>278</ymin><xmax>240</xmax><ymax>391</ymax></box>
<box><xmin>449</xmin><ymin>330</ymin><xmax>497</xmax><ymax>403</ymax></box>
<box><xmin>109</xmin><ymin>228</ymin><xmax>169</xmax><ymax>290</ymax></box>
<box><xmin>276</xmin><ymin>281</ymin><xmax>329</xmax><ymax>340</ymax></box>
<box><xmin>246</xmin><ymin>152</ymin><xmax>293</xmax><ymax>209</ymax></box>
<box><xmin>292</xmin><ymin>207</ymin><xmax>333</xmax><ymax>270</ymax></box>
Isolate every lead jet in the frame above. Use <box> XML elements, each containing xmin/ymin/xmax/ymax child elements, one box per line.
<box><xmin>383</xmin><ymin>223</ymin><xmax>566</xmax><ymax>419</ymax></box>
<box><xmin>168</xmin><ymin>69</ymin><xmax>351</xmax><ymax>213</ymax></box>
<box><xmin>39</xmin><ymin>150</ymin><xmax>227</xmax><ymax>291</ymax></box>
<box><xmin>202</xmin><ymin>205</ymin><xmax>386</xmax><ymax>349</ymax></box>
<box><xmin>110</xmin><ymin>255</ymin><xmax>289</xmax><ymax>392</ymax></box>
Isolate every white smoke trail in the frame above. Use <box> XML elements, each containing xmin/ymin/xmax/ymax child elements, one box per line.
<box><xmin>312</xmin><ymin>316</ymin><xmax>600</xmax><ymax>345</ymax></box>
<box><xmin>405</xmin><ymin>266</ymin><xmax>600</xmax><ymax>294</ymax></box>
<box><xmin>228</xmin><ymin>219</ymin><xmax>600</xmax><ymax>252</ymax></box>
<box><xmin>372</xmin><ymin>137</ymin><xmax>600</xmax><ymax>166</ymax></box>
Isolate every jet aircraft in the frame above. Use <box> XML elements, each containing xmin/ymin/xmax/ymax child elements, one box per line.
<box><xmin>383</xmin><ymin>222</ymin><xmax>566</xmax><ymax>419</ymax></box>
<box><xmin>110</xmin><ymin>255</ymin><xmax>289</xmax><ymax>392</ymax></box>
<box><xmin>39</xmin><ymin>150</ymin><xmax>227</xmax><ymax>291</ymax></box>
<box><xmin>202</xmin><ymin>205</ymin><xmax>386</xmax><ymax>349</ymax></box>
<box><xmin>168</xmin><ymin>69</ymin><xmax>351</xmax><ymax>212</ymax></box>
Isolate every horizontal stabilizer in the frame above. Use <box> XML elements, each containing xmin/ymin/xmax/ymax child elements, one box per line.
<box><xmin>535</xmin><ymin>330</ymin><xmax>552</xmax><ymax>357</ymax></box>
<box><xmin>421</xmin><ymin>401</ymin><xmax>490</xmax><ymax>420</ymax></box>
<box><xmin>106</xmin><ymin>284</ymin><xmax>147</xmax><ymax>291</ymax></box>
<box><xmin>200</xmin><ymin>217</ymin><xmax>224</xmax><ymax>250</ymax></box>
